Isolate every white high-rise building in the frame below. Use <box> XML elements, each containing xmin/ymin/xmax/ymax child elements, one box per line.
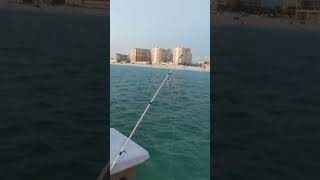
<box><xmin>172</xmin><ymin>47</ymin><xmax>192</xmax><ymax>65</ymax></box>
<box><xmin>130</xmin><ymin>48</ymin><xmax>151</xmax><ymax>64</ymax></box>
<box><xmin>282</xmin><ymin>0</ymin><xmax>301</xmax><ymax>9</ymax></box>
<box><xmin>240</xmin><ymin>0</ymin><xmax>261</xmax><ymax>10</ymax></box>
<box><xmin>152</xmin><ymin>48</ymin><xmax>173</xmax><ymax>65</ymax></box>
<box><xmin>301</xmin><ymin>0</ymin><xmax>320</xmax><ymax>9</ymax></box>
<box><xmin>282</xmin><ymin>0</ymin><xmax>320</xmax><ymax>9</ymax></box>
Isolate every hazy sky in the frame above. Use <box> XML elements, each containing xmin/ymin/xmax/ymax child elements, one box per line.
<box><xmin>111</xmin><ymin>0</ymin><xmax>210</xmax><ymax>62</ymax></box>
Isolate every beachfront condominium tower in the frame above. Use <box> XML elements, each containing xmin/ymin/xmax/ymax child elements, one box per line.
<box><xmin>300</xmin><ymin>0</ymin><xmax>320</xmax><ymax>9</ymax></box>
<box><xmin>282</xmin><ymin>0</ymin><xmax>320</xmax><ymax>10</ymax></box>
<box><xmin>130</xmin><ymin>48</ymin><xmax>152</xmax><ymax>64</ymax></box>
<box><xmin>152</xmin><ymin>48</ymin><xmax>173</xmax><ymax>65</ymax></box>
<box><xmin>296</xmin><ymin>0</ymin><xmax>320</xmax><ymax>21</ymax></box>
<box><xmin>282</xmin><ymin>0</ymin><xmax>320</xmax><ymax>17</ymax></box>
<box><xmin>240</xmin><ymin>0</ymin><xmax>261</xmax><ymax>12</ymax></box>
<box><xmin>282</xmin><ymin>0</ymin><xmax>302</xmax><ymax>15</ymax></box>
<box><xmin>113</xmin><ymin>53</ymin><xmax>129</xmax><ymax>63</ymax></box>
<box><xmin>172</xmin><ymin>47</ymin><xmax>192</xmax><ymax>65</ymax></box>
<box><xmin>282</xmin><ymin>0</ymin><xmax>301</xmax><ymax>9</ymax></box>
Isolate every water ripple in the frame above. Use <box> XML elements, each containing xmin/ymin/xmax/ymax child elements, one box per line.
<box><xmin>111</xmin><ymin>65</ymin><xmax>210</xmax><ymax>180</ymax></box>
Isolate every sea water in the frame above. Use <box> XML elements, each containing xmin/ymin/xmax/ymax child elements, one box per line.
<box><xmin>1</xmin><ymin>10</ymin><xmax>108</xmax><ymax>180</ymax></box>
<box><xmin>111</xmin><ymin>64</ymin><xmax>210</xmax><ymax>180</ymax></box>
<box><xmin>213</xmin><ymin>26</ymin><xmax>320</xmax><ymax>179</ymax></box>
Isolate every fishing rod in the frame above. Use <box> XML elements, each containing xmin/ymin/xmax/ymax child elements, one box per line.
<box><xmin>96</xmin><ymin>70</ymin><xmax>173</xmax><ymax>180</ymax></box>
<box><xmin>97</xmin><ymin>55</ymin><xmax>182</xmax><ymax>180</ymax></box>
<box><xmin>110</xmin><ymin>69</ymin><xmax>173</xmax><ymax>171</ymax></box>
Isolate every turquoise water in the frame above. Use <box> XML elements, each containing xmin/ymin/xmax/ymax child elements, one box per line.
<box><xmin>111</xmin><ymin>64</ymin><xmax>210</xmax><ymax>180</ymax></box>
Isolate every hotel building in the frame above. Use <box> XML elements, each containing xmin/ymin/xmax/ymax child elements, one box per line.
<box><xmin>152</xmin><ymin>48</ymin><xmax>173</xmax><ymax>65</ymax></box>
<box><xmin>112</xmin><ymin>53</ymin><xmax>129</xmax><ymax>63</ymax></box>
<box><xmin>301</xmin><ymin>0</ymin><xmax>320</xmax><ymax>9</ymax></box>
<box><xmin>283</xmin><ymin>0</ymin><xmax>301</xmax><ymax>8</ymax></box>
<box><xmin>130</xmin><ymin>48</ymin><xmax>152</xmax><ymax>64</ymax></box>
<box><xmin>283</xmin><ymin>0</ymin><xmax>320</xmax><ymax>10</ymax></box>
<box><xmin>172</xmin><ymin>47</ymin><xmax>192</xmax><ymax>65</ymax></box>
<box><xmin>241</xmin><ymin>0</ymin><xmax>261</xmax><ymax>7</ymax></box>
<box><xmin>296</xmin><ymin>0</ymin><xmax>320</xmax><ymax>22</ymax></box>
<box><xmin>282</xmin><ymin>0</ymin><xmax>302</xmax><ymax>15</ymax></box>
<box><xmin>240</xmin><ymin>0</ymin><xmax>261</xmax><ymax>13</ymax></box>
<box><xmin>283</xmin><ymin>0</ymin><xmax>320</xmax><ymax>21</ymax></box>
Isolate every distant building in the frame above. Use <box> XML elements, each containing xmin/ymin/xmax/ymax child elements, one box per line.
<box><xmin>226</xmin><ymin>0</ymin><xmax>241</xmax><ymax>10</ymax></box>
<box><xmin>284</xmin><ymin>0</ymin><xmax>299</xmax><ymax>8</ymax></box>
<box><xmin>282</xmin><ymin>0</ymin><xmax>302</xmax><ymax>16</ymax></box>
<box><xmin>112</xmin><ymin>53</ymin><xmax>129</xmax><ymax>63</ymax></box>
<box><xmin>283</xmin><ymin>0</ymin><xmax>320</xmax><ymax>20</ymax></box>
<box><xmin>130</xmin><ymin>48</ymin><xmax>151</xmax><ymax>64</ymax></box>
<box><xmin>241</xmin><ymin>0</ymin><xmax>261</xmax><ymax>7</ymax></box>
<box><xmin>240</xmin><ymin>0</ymin><xmax>261</xmax><ymax>13</ymax></box>
<box><xmin>283</xmin><ymin>0</ymin><xmax>320</xmax><ymax>10</ymax></box>
<box><xmin>23</xmin><ymin>0</ymin><xmax>65</xmax><ymax>4</ymax></box>
<box><xmin>65</xmin><ymin>0</ymin><xmax>108</xmax><ymax>8</ymax></box>
<box><xmin>172</xmin><ymin>47</ymin><xmax>192</xmax><ymax>65</ymax></box>
<box><xmin>283</xmin><ymin>0</ymin><xmax>300</xmax><ymax>8</ymax></box>
<box><xmin>51</xmin><ymin>0</ymin><xmax>65</xmax><ymax>4</ymax></box>
<box><xmin>152</xmin><ymin>48</ymin><xmax>173</xmax><ymax>65</ymax></box>
<box><xmin>301</xmin><ymin>0</ymin><xmax>320</xmax><ymax>9</ymax></box>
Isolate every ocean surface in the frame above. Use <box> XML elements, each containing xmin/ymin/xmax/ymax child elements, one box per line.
<box><xmin>1</xmin><ymin>10</ymin><xmax>108</xmax><ymax>180</ymax></box>
<box><xmin>111</xmin><ymin>64</ymin><xmax>210</xmax><ymax>180</ymax></box>
<box><xmin>213</xmin><ymin>26</ymin><xmax>320</xmax><ymax>179</ymax></box>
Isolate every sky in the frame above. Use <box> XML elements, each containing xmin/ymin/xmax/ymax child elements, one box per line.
<box><xmin>110</xmin><ymin>0</ymin><xmax>210</xmax><ymax>63</ymax></box>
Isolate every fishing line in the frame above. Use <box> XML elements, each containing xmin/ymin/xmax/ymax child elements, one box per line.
<box><xmin>97</xmin><ymin>70</ymin><xmax>172</xmax><ymax>180</ymax></box>
<box><xmin>98</xmin><ymin>56</ymin><xmax>182</xmax><ymax>180</ymax></box>
<box><xmin>109</xmin><ymin>70</ymin><xmax>172</xmax><ymax>171</ymax></box>
<box><xmin>168</xmin><ymin>71</ymin><xmax>178</xmax><ymax>177</ymax></box>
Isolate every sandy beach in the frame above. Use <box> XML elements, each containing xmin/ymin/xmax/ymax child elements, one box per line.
<box><xmin>110</xmin><ymin>62</ymin><xmax>210</xmax><ymax>73</ymax></box>
<box><xmin>212</xmin><ymin>12</ymin><xmax>320</xmax><ymax>32</ymax></box>
<box><xmin>0</xmin><ymin>1</ymin><xmax>108</xmax><ymax>16</ymax></box>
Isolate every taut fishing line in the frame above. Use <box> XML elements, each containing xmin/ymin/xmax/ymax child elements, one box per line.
<box><xmin>97</xmin><ymin>68</ymin><xmax>174</xmax><ymax>180</ymax></box>
<box><xmin>98</xmin><ymin>56</ymin><xmax>183</xmax><ymax>180</ymax></box>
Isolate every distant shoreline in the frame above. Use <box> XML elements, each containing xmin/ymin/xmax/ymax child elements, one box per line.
<box><xmin>110</xmin><ymin>62</ymin><xmax>210</xmax><ymax>73</ymax></box>
<box><xmin>0</xmin><ymin>2</ymin><xmax>108</xmax><ymax>16</ymax></box>
<box><xmin>213</xmin><ymin>13</ymin><xmax>320</xmax><ymax>32</ymax></box>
